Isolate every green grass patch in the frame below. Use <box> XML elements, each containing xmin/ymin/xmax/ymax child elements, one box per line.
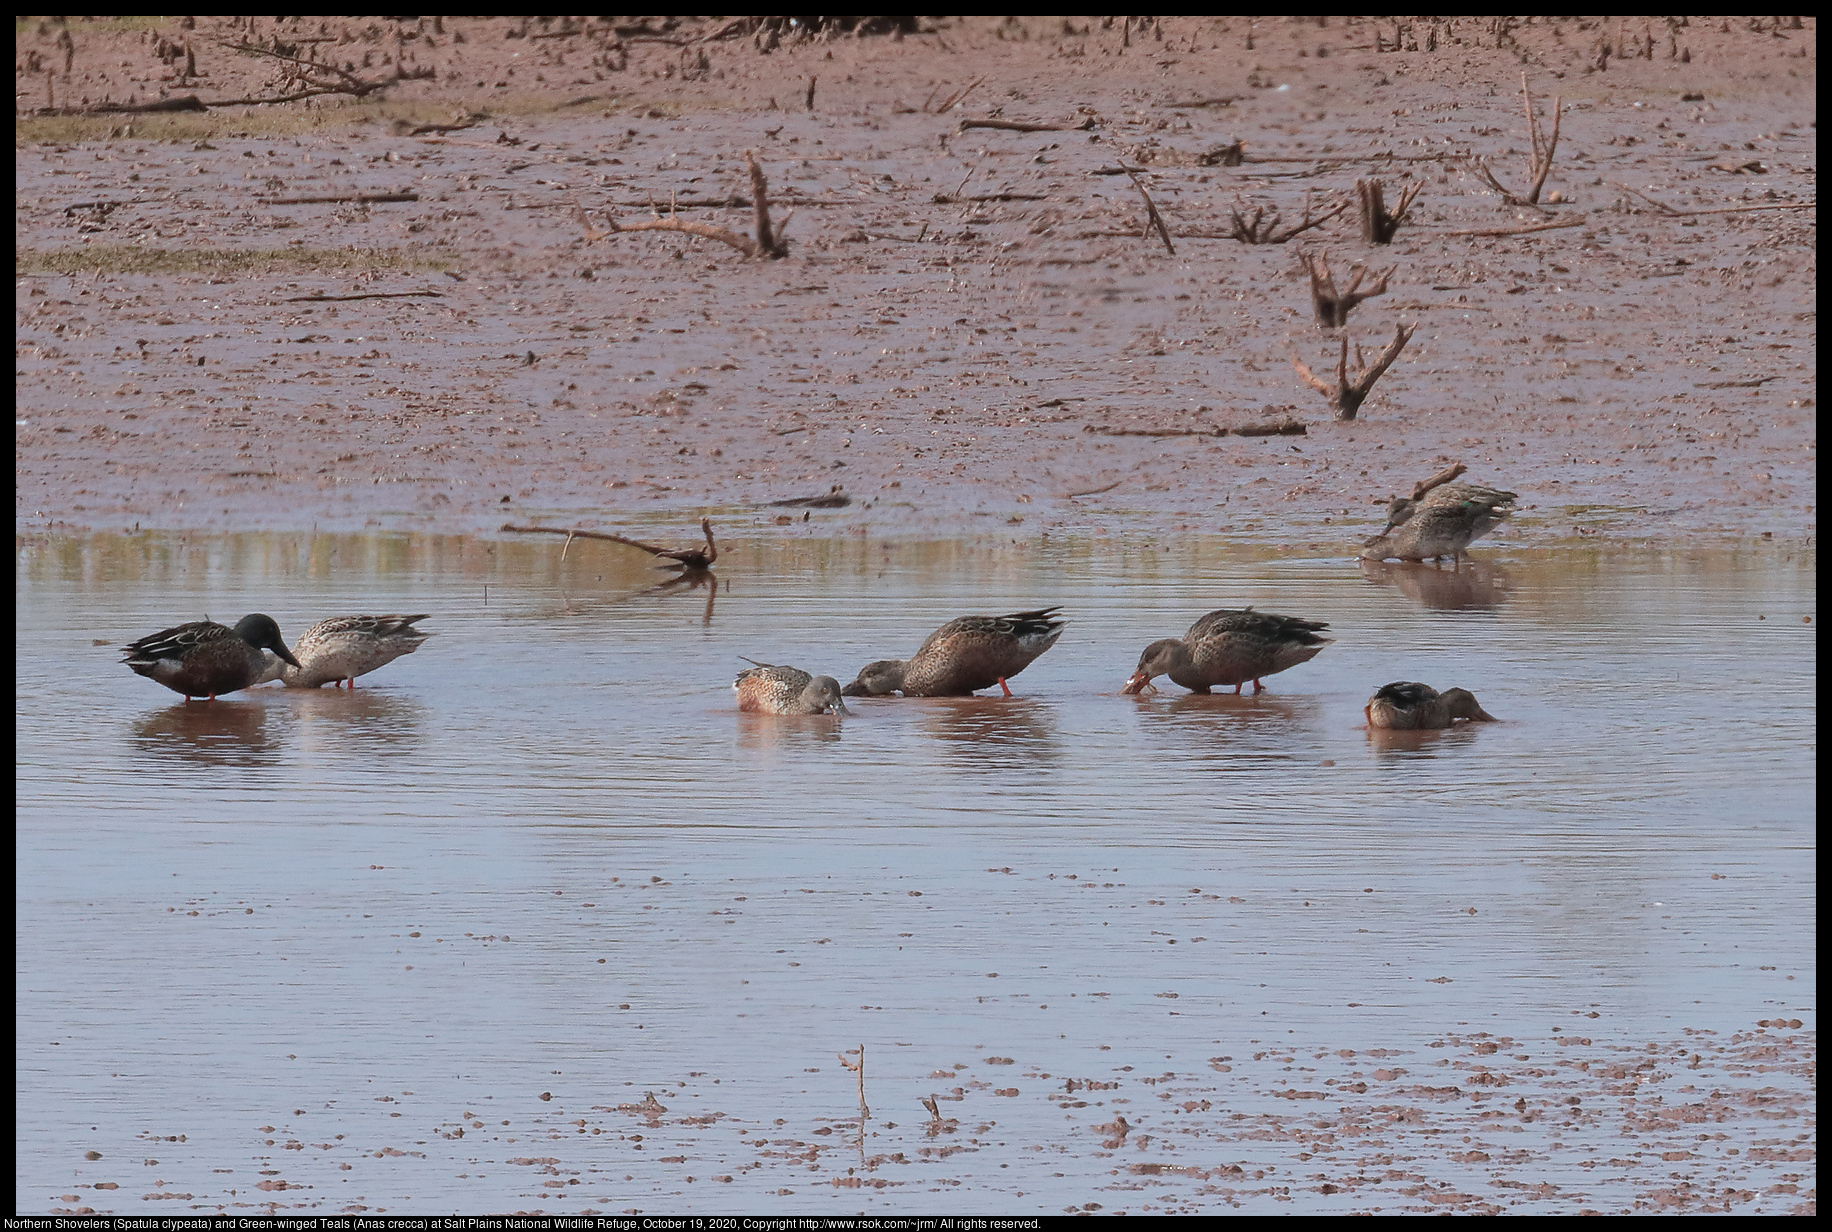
<box><xmin>15</xmin><ymin>245</ymin><xmax>456</xmax><ymax>277</ymax></box>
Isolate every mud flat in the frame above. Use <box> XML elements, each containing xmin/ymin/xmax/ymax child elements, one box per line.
<box><xmin>14</xmin><ymin>16</ymin><xmax>1816</xmax><ymax>546</ymax></box>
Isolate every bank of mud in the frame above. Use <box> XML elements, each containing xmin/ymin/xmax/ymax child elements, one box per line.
<box><xmin>16</xmin><ymin>17</ymin><xmax>1815</xmax><ymax>548</ymax></box>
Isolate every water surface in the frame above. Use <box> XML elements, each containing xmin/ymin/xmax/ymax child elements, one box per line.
<box><xmin>16</xmin><ymin>532</ymin><xmax>1816</xmax><ymax>1215</ymax></box>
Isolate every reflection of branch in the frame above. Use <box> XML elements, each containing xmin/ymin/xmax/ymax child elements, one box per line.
<box><xmin>501</xmin><ymin>518</ymin><xmax>717</xmax><ymax>569</ymax></box>
<box><xmin>1290</xmin><ymin>323</ymin><xmax>1417</xmax><ymax>421</ymax></box>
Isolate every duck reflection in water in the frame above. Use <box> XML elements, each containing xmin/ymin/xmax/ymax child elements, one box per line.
<box><xmin>1358</xmin><ymin>557</ymin><xmax>1508</xmax><ymax>611</ymax></box>
<box><xmin>130</xmin><ymin>701</ymin><xmax>279</xmax><ymax>769</ymax></box>
<box><xmin>1130</xmin><ymin>690</ymin><xmax>1321</xmax><ymax>760</ymax></box>
<box><xmin>277</xmin><ymin>689</ymin><xmax>430</xmax><ymax>758</ymax></box>
<box><xmin>735</xmin><ymin>709</ymin><xmax>845</xmax><ymax>751</ymax></box>
<box><xmin>919</xmin><ymin>696</ymin><xmax>1062</xmax><ymax>771</ymax></box>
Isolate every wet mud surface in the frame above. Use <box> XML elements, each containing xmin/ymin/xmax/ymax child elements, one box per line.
<box><xmin>14</xmin><ymin>17</ymin><xmax>1817</xmax><ymax>544</ymax></box>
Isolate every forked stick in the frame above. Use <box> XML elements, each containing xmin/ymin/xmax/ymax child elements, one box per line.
<box><xmin>1289</xmin><ymin>323</ymin><xmax>1417</xmax><ymax>421</ymax></box>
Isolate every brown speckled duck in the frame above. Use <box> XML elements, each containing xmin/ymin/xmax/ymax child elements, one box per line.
<box><xmin>1123</xmin><ymin>607</ymin><xmax>1331</xmax><ymax>695</ymax></box>
<box><xmin>1365</xmin><ymin>681</ymin><xmax>1498</xmax><ymax>730</ymax></box>
<box><xmin>257</xmin><ymin>614</ymin><xmax>430</xmax><ymax>688</ymax></box>
<box><xmin>122</xmin><ymin>613</ymin><xmax>300</xmax><ymax>702</ymax></box>
<box><xmin>842</xmin><ymin>607</ymin><xmax>1066</xmax><ymax>698</ymax></box>
<box><xmin>735</xmin><ymin>662</ymin><xmax>849</xmax><ymax>715</ymax></box>
<box><xmin>1361</xmin><ymin>483</ymin><xmax>1517</xmax><ymax>564</ymax></box>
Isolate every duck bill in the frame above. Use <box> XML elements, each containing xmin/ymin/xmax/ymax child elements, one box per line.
<box><xmin>840</xmin><ymin>680</ymin><xmax>869</xmax><ymax>697</ymax></box>
<box><xmin>273</xmin><ymin>643</ymin><xmax>303</xmax><ymax>669</ymax></box>
<box><xmin>1121</xmin><ymin>671</ymin><xmax>1155</xmax><ymax>695</ymax></box>
<box><xmin>828</xmin><ymin>699</ymin><xmax>852</xmax><ymax>716</ymax></box>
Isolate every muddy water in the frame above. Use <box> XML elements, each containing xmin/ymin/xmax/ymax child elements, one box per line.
<box><xmin>16</xmin><ymin>532</ymin><xmax>1816</xmax><ymax>1215</ymax></box>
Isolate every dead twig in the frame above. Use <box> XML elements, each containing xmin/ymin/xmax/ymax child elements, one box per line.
<box><xmin>767</xmin><ymin>485</ymin><xmax>850</xmax><ymax>508</ymax></box>
<box><xmin>1166</xmin><ymin>95</ymin><xmax>1240</xmax><ymax>109</ymax></box>
<box><xmin>1299</xmin><ymin>252</ymin><xmax>1393</xmax><ymax>329</ymax></box>
<box><xmin>264</xmin><ymin>192</ymin><xmax>419</xmax><ymax>206</ymax></box>
<box><xmin>1436</xmin><ymin>217</ymin><xmax>1583</xmax><ymax>239</ymax></box>
<box><xmin>1357</xmin><ymin>177</ymin><xmax>1422</xmax><ymax>244</ymax></box>
<box><xmin>957</xmin><ymin>117</ymin><xmax>1091</xmax><ymax>133</ymax></box>
<box><xmin>1610</xmin><ymin>182</ymin><xmax>1817</xmax><ymax>218</ymax></box>
<box><xmin>1408</xmin><ymin>461</ymin><xmax>1468</xmax><ymax>501</ymax></box>
<box><xmin>932</xmin><ymin>75</ymin><xmax>986</xmax><ymax>114</ymax></box>
<box><xmin>501</xmin><ymin>518</ymin><xmax>717</xmax><ymax>570</ymax></box>
<box><xmin>1124</xmin><ymin>169</ymin><xmax>1176</xmax><ymax>255</ymax></box>
<box><xmin>282</xmin><ymin>290</ymin><xmax>443</xmax><ymax>303</ymax></box>
<box><xmin>1472</xmin><ymin>73</ymin><xmax>1563</xmax><ymax>206</ymax></box>
<box><xmin>1289</xmin><ymin>323</ymin><xmax>1417</xmax><ymax>421</ymax></box>
<box><xmin>584</xmin><ymin>152</ymin><xmax>789</xmax><ymax>259</ymax></box>
<box><xmin>1083</xmin><ymin>420</ymin><xmax>1306</xmax><ymax>439</ymax></box>
<box><xmin>1228</xmin><ymin>192</ymin><xmax>1350</xmax><ymax>244</ymax></box>
<box><xmin>839</xmin><ymin>1046</ymin><xmax>868</xmax><ymax>1120</ymax></box>
<box><xmin>217</xmin><ymin>37</ymin><xmax>392</xmax><ymax>98</ymax></box>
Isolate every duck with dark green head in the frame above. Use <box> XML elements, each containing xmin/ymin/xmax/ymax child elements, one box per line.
<box><xmin>122</xmin><ymin>614</ymin><xmax>300</xmax><ymax>702</ymax></box>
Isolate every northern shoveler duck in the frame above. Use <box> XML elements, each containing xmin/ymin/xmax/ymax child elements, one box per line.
<box><xmin>122</xmin><ymin>613</ymin><xmax>300</xmax><ymax>702</ymax></box>
<box><xmin>841</xmin><ymin>607</ymin><xmax>1066</xmax><ymax>698</ymax></box>
<box><xmin>255</xmin><ymin>613</ymin><xmax>431</xmax><ymax>688</ymax></box>
<box><xmin>1365</xmin><ymin>681</ymin><xmax>1498</xmax><ymax>730</ymax></box>
<box><xmin>1361</xmin><ymin>483</ymin><xmax>1517</xmax><ymax>564</ymax></box>
<box><xmin>1122</xmin><ymin>607</ymin><xmax>1331</xmax><ymax>695</ymax></box>
<box><xmin>735</xmin><ymin>661</ymin><xmax>849</xmax><ymax>715</ymax></box>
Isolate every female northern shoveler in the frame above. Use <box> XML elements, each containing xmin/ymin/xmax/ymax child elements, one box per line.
<box><xmin>1122</xmin><ymin>607</ymin><xmax>1331</xmax><ymax>695</ymax></box>
<box><xmin>734</xmin><ymin>661</ymin><xmax>849</xmax><ymax>715</ymax></box>
<box><xmin>1365</xmin><ymin>681</ymin><xmax>1498</xmax><ymax>730</ymax></box>
<box><xmin>842</xmin><ymin>607</ymin><xmax>1066</xmax><ymax>698</ymax></box>
<box><xmin>256</xmin><ymin>614</ymin><xmax>430</xmax><ymax>688</ymax></box>
<box><xmin>122</xmin><ymin>613</ymin><xmax>300</xmax><ymax>702</ymax></box>
<box><xmin>1361</xmin><ymin>483</ymin><xmax>1517</xmax><ymax>564</ymax></box>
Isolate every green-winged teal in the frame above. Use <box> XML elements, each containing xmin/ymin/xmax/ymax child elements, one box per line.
<box><xmin>1362</xmin><ymin>482</ymin><xmax>1517</xmax><ymax>564</ymax></box>
<box><xmin>1365</xmin><ymin>681</ymin><xmax>1498</xmax><ymax>730</ymax></box>
<box><xmin>122</xmin><ymin>613</ymin><xmax>299</xmax><ymax>702</ymax></box>
<box><xmin>1123</xmin><ymin>607</ymin><xmax>1331</xmax><ymax>695</ymax></box>
<box><xmin>842</xmin><ymin>607</ymin><xmax>1066</xmax><ymax>698</ymax></box>
<box><xmin>257</xmin><ymin>614</ymin><xmax>430</xmax><ymax>688</ymax></box>
<box><xmin>735</xmin><ymin>662</ymin><xmax>849</xmax><ymax>715</ymax></box>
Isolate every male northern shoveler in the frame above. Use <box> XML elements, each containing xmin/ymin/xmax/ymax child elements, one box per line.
<box><xmin>841</xmin><ymin>607</ymin><xmax>1066</xmax><ymax>698</ymax></box>
<box><xmin>734</xmin><ymin>661</ymin><xmax>849</xmax><ymax>715</ymax></box>
<box><xmin>1365</xmin><ymin>681</ymin><xmax>1498</xmax><ymax>730</ymax></box>
<box><xmin>1122</xmin><ymin>607</ymin><xmax>1331</xmax><ymax>695</ymax></box>
<box><xmin>1361</xmin><ymin>483</ymin><xmax>1517</xmax><ymax>564</ymax></box>
<box><xmin>256</xmin><ymin>614</ymin><xmax>430</xmax><ymax>688</ymax></box>
<box><xmin>122</xmin><ymin>613</ymin><xmax>300</xmax><ymax>702</ymax></box>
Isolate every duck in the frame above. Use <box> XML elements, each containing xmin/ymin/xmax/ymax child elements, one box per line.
<box><xmin>1361</xmin><ymin>482</ymin><xmax>1517</xmax><ymax>564</ymax></box>
<box><xmin>1365</xmin><ymin>681</ymin><xmax>1498</xmax><ymax>730</ymax></box>
<box><xmin>842</xmin><ymin>607</ymin><xmax>1066</xmax><ymax>698</ymax></box>
<box><xmin>734</xmin><ymin>661</ymin><xmax>849</xmax><ymax>715</ymax></box>
<box><xmin>1122</xmin><ymin>607</ymin><xmax>1331</xmax><ymax>695</ymax></box>
<box><xmin>256</xmin><ymin>613</ymin><xmax>431</xmax><ymax>688</ymax></box>
<box><xmin>122</xmin><ymin>613</ymin><xmax>300</xmax><ymax>702</ymax></box>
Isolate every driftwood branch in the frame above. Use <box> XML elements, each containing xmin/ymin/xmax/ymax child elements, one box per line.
<box><xmin>1084</xmin><ymin>420</ymin><xmax>1305</xmax><ymax>439</ymax></box>
<box><xmin>1299</xmin><ymin>252</ymin><xmax>1393</xmax><ymax>329</ymax></box>
<box><xmin>501</xmin><ymin>518</ymin><xmax>717</xmax><ymax>570</ymax></box>
<box><xmin>1473</xmin><ymin>74</ymin><xmax>1563</xmax><ymax>206</ymax></box>
<box><xmin>1124</xmin><ymin>169</ymin><xmax>1176</xmax><ymax>255</ymax></box>
<box><xmin>264</xmin><ymin>192</ymin><xmax>419</xmax><ymax>206</ymax></box>
<box><xmin>583</xmin><ymin>152</ymin><xmax>789</xmax><ymax>259</ymax></box>
<box><xmin>1228</xmin><ymin>192</ymin><xmax>1350</xmax><ymax>244</ymax></box>
<box><xmin>957</xmin><ymin>117</ymin><xmax>1092</xmax><ymax>133</ymax></box>
<box><xmin>282</xmin><ymin>290</ymin><xmax>442</xmax><ymax>302</ymax></box>
<box><xmin>1357</xmin><ymin>177</ymin><xmax>1422</xmax><ymax>244</ymax></box>
<box><xmin>1610</xmin><ymin>182</ymin><xmax>1819</xmax><ymax>218</ymax></box>
<box><xmin>1290</xmin><ymin>323</ymin><xmax>1417</xmax><ymax>421</ymax></box>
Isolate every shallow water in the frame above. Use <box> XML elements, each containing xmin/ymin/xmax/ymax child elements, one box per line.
<box><xmin>16</xmin><ymin>532</ymin><xmax>1816</xmax><ymax>1215</ymax></box>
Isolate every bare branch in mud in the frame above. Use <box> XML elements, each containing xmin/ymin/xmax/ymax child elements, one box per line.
<box><xmin>1124</xmin><ymin>169</ymin><xmax>1176</xmax><ymax>255</ymax></box>
<box><xmin>931</xmin><ymin>75</ymin><xmax>986</xmax><ymax>114</ymax></box>
<box><xmin>1357</xmin><ymin>177</ymin><xmax>1422</xmax><ymax>244</ymax></box>
<box><xmin>501</xmin><ymin>519</ymin><xmax>718</xmax><ymax>570</ymax></box>
<box><xmin>1610</xmin><ymin>182</ymin><xmax>1819</xmax><ymax>218</ymax></box>
<box><xmin>1472</xmin><ymin>74</ymin><xmax>1563</xmax><ymax>206</ymax></box>
<box><xmin>1299</xmin><ymin>252</ymin><xmax>1393</xmax><ymax>329</ymax></box>
<box><xmin>1228</xmin><ymin>192</ymin><xmax>1350</xmax><ymax>244</ymax></box>
<box><xmin>583</xmin><ymin>152</ymin><xmax>789</xmax><ymax>259</ymax></box>
<box><xmin>1290</xmin><ymin>323</ymin><xmax>1417</xmax><ymax>421</ymax></box>
<box><xmin>265</xmin><ymin>192</ymin><xmax>419</xmax><ymax>207</ymax></box>
<box><xmin>957</xmin><ymin>117</ymin><xmax>1091</xmax><ymax>133</ymax></box>
<box><xmin>1409</xmin><ymin>462</ymin><xmax>1468</xmax><ymax>501</ymax></box>
<box><xmin>282</xmin><ymin>290</ymin><xmax>442</xmax><ymax>302</ymax></box>
<box><xmin>1083</xmin><ymin>420</ymin><xmax>1305</xmax><ymax>439</ymax></box>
